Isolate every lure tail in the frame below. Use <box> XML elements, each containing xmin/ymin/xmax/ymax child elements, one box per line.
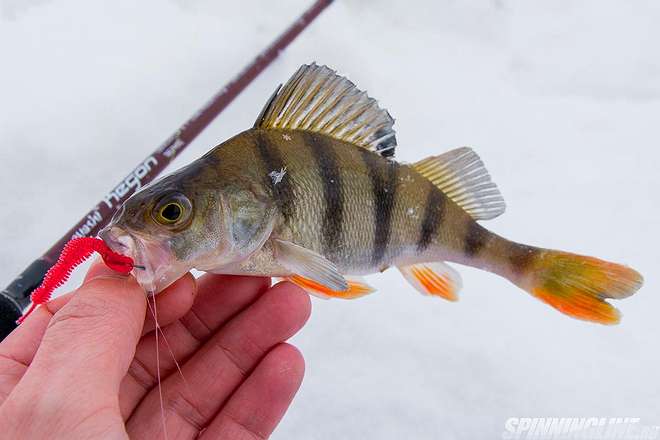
<box><xmin>512</xmin><ymin>248</ymin><xmax>643</xmax><ymax>325</ymax></box>
<box><xmin>17</xmin><ymin>237</ymin><xmax>136</xmax><ymax>324</ymax></box>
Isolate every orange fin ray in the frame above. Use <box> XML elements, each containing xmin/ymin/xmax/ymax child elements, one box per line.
<box><xmin>287</xmin><ymin>275</ymin><xmax>375</xmax><ymax>299</ymax></box>
<box><xmin>398</xmin><ymin>262</ymin><xmax>462</xmax><ymax>301</ymax></box>
<box><xmin>525</xmin><ymin>251</ymin><xmax>643</xmax><ymax>325</ymax></box>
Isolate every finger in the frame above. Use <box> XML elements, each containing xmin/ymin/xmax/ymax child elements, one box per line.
<box><xmin>141</xmin><ymin>273</ymin><xmax>197</xmax><ymax>335</ymax></box>
<box><xmin>0</xmin><ymin>260</ymin><xmax>195</xmax><ymax>411</ymax></box>
<box><xmin>119</xmin><ymin>274</ymin><xmax>270</xmax><ymax>419</ymax></box>
<box><xmin>88</xmin><ymin>258</ymin><xmax>197</xmax><ymax>336</ymax></box>
<box><xmin>0</xmin><ymin>259</ymin><xmax>111</xmax><ymax>404</ymax></box>
<box><xmin>200</xmin><ymin>343</ymin><xmax>304</xmax><ymax>440</ymax></box>
<box><xmin>0</xmin><ymin>291</ymin><xmax>73</xmax><ymax>366</ymax></box>
<box><xmin>9</xmin><ymin>270</ymin><xmax>146</xmax><ymax>414</ymax></box>
<box><xmin>0</xmin><ymin>294</ymin><xmax>71</xmax><ymax>404</ymax></box>
<box><xmin>1</xmin><ymin>258</ymin><xmax>111</xmax><ymax>367</ymax></box>
<box><xmin>126</xmin><ymin>281</ymin><xmax>311</xmax><ymax>439</ymax></box>
<box><xmin>83</xmin><ymin>257</ymin><xmax>119</xmax><ymax>282</ymax></box>
<box><xmin>88</xmin><ymin>257</ymin><xmax>198</xmax><ymax>336</ymax></box>
<box><xmin>0</xmin><ymin>258</ymin><xmax>194</xmax><ymax>384</ymax></box>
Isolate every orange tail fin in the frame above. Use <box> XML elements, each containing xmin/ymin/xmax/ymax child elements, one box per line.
<box><xmin>522</xmin><ymin>250</ymin><xmax>643</xmax><ymax>325</ymax></box>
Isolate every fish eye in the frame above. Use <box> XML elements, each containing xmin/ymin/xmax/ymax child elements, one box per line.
<box><xmin>159</xmin><ymin>202</ymin><xmax>182</xmax><ymax>222</ymax></box>
<box><xmin>152</xmin><ymin>193</ymin><xmax>192</xmax><ymax>227</ymax></box>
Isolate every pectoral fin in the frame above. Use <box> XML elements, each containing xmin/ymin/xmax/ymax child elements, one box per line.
<box><xmin>398</xmin><ymin>262</ymin><xmax>462</xmax><ymax>301</ymax></box>
<box><xmin>273</xmin><ymin>239</ymin><xmax>348</xmax><ymax>292</ymax></box>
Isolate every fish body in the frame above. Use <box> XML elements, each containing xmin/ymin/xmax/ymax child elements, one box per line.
<box><xmin>101</xmin><ymin>63</ymin><xmax>642</xmax><ymax>324</ymax></box>
<box><xmin>205</xmin><ymin>128</ymin><xmax>466</xmax><ymax>274</ymax></box>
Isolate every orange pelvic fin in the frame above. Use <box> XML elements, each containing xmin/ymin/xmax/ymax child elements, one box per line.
<box><xmin>525</xmin><ymin>251</ymin><xmax>643</xmax><ymax>325</ymax></box>
<box><xmin>287</xmin><ymin>275</ymin><xmax>375</xmax><ymax>299</ymax></box>
<box><xmin>398</xmin><ymin>262</ymin><xmax>462</xmax><ymax>301</ymax></box>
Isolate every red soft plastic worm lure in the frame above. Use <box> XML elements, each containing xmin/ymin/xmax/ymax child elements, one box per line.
<box><xmin>17</xmin><ymin>237</ymin><xmax>136</xmax><ymax>324</ymax></box>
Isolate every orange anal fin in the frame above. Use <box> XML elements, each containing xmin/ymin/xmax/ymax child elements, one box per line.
<box><xmin>398</xmin><ymin>262</ymin><xmax>462</xmax><ymax>301</ymax></box>
<box><xmin>288</xmin><ymin>275</ymin><xmax>375</xmax><ymax>299</ymax></box>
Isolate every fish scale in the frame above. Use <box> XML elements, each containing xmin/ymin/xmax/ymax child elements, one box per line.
<box><xmin>226</xmin><ymin>128</ymin><xmax>454</xmax><ymax>274</ymax></box>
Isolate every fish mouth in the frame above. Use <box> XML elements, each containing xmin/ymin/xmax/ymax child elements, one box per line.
<box><xmin>98</xmin><ymin>226</ymin><xmax>179</xmax><ymax>295</ymax></box>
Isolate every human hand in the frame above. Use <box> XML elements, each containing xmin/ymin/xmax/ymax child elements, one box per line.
<box><xmin>0</xmin><ymin>260</ymin><xmax>311</xmax><ymax>439</ymax></box>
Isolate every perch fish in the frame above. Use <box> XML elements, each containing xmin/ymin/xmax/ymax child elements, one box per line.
<box><xmin>100</xmin><ymin>63</ymin><xmax>643</xmax><ymax>324</ymax></box>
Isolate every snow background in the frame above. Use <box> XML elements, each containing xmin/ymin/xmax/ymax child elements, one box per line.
<box><xmin>1</xmin><ymin>0</ymin><xmax>658</xmax><ymax>438</ymax></box>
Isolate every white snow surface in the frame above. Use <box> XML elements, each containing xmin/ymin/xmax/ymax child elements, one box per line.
<box><xmin>1</xmin><ymin>1</ymin><xmax>658</xmax><ymax>438</ymax></box>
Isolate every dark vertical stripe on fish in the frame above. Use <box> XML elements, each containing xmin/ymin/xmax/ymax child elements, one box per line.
<box><xmin>417</xmin><ymin>187</ymin><xmax>445</xmax><ymax>252</ymax></box>
<box><xmin>508</xmin><ymin>243</ymin><xmax>538</xmax><ymax>275</ymax></box>
<box><xmin>305</xmin><ymin>133</ymin><xmax>343</xmax><ymax>253</ymax></box>
<box><xmin>360</xmin><ymin>149</ymin><xmax>397</xmax><ymax>265</ymax></box>
<box><xmin>254</xmin><ymin>131</ymin><xmax>293</xmax><ymax>223</ymax></box>
<box><xmin>464</xmin><ymin>221</ymin><xmax>489</xmax><ymax>257</ymax></box>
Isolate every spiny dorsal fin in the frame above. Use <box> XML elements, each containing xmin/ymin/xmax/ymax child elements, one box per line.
<box><xmin>412</xmin><ymin>147</ymin><xmax>506</xmax><ymax>220</ymax></box>
<box><xmin>254</xmin><ymin>63</ymin><xmax>397</xmax><ymax>158</ymax></box>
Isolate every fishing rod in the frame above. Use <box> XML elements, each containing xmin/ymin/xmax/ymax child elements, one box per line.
<box><xmin>0</xmin><ymin>0</ymin><xmax>334</xmax><ymax>340</ymax></box>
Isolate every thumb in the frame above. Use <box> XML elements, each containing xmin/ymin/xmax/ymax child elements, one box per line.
<box><xmin>19</xmin><ymin>265</ymin><xmax>147</xmax><ymax>400</ymax></box>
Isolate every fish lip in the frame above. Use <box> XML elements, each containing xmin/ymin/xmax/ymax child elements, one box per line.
<box><xmin>99</xmin><ymin>225</ymin><xmax>179</xmax><ymax>294</ymax></box>
<box><xmin>99</xmin><ymin>226</ymin><xmax>155</xmax><ymax>286</ymax></box>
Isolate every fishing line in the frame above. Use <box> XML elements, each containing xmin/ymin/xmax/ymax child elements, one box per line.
<box><xmin>144</xmin><ymin>290</ymin><xmax>196</xmax><ymax>427</ymax></box>
<box><xmin>148</xmin><ymin>290</ymin><xmax>169</xmax><ymax>440</ymax></box>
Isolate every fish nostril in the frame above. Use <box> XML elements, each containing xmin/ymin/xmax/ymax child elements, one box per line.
<box><xmin>99</xmin><ymin>226</ymin><xmax>132</xmax><ymax>253</ymax></box>
<box><xmin>116</xmin><ymin>234</ymin><xmax>134</xmax><ymax>251</ymax></box>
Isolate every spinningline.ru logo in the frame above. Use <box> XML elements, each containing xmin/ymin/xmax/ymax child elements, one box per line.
<box><xmin>502</xmin><ymin>417</ymin><xmax>660</xmax><ymax>439</ymax></box>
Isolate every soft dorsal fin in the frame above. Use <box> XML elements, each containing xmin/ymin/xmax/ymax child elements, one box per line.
<box><xmin>412</xmin><ymin>147</ymin><xmax>506</xmax><ymax>220</ymax></box>
<box><xmin>254</xmin><ymin>63</ymin><xmax>397</xmax><ymax>158</ymax></box>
